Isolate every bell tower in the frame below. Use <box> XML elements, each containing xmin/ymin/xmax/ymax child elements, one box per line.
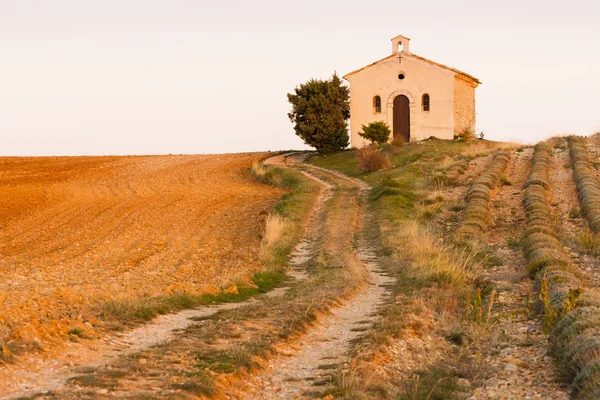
<box><xmin>391</xmin><ymin>34</ymin><xmax>410</xmax><ymax>55</ymax></box>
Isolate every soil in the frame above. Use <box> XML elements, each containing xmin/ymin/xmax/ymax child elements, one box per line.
<box><xmin>0</xmin><ymin>153</ymin><xmax>283</xmax><ymax>397</ymax></box>
<box><xmin>473</xmin><ymin>148</ymin><xmax>570</xmax><ymax>399</ymax></box>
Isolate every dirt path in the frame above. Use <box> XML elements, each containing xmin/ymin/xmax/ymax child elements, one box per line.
<box><xmin>1</xmin><ymin>302</ymin><xmax>250</xmax><ymax>399</ymax></box>
<box><xmin>240</xmin><ymin>164</ymin><xmax>393</xmax><ymax>399</ymax></box>
<box><xmin>472</xmin><ymin>148</ymin><xmax>570</xmax><ymax>399</ymax></box>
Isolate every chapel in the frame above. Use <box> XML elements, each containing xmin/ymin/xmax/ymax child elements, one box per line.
<box><xmin>343</xmin><ymin>35</ymin><xmax>481</xmax><ymax>147</ymax></box>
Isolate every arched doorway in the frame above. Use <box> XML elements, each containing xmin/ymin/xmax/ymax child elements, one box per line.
<box><xmin>393</xmin><ymin>95</ymin><xmax>410</xmax><ymax>142</ymax></box>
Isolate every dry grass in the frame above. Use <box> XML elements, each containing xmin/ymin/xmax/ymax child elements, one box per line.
<box><xmin>460</xmin><ymin>141</ymin><xmax>518</xmax><ymax>159</ymax></box>
<box><xmin>251</xmin><ymin>160</ymin><xmax>276</xmax><ymax>185</ymax></box>
<box><xmin>569</xmin><ymin>136</ymin><xmax>600</xmax><ymax>233</ymax></box>
<box><xmin>456</xmin><ymin>150</ymin><xmax>511</xmax><ymax>240</ymax></box>
<box><xmin>438</xmin><ymin>155</ymin><xmax>456</xmax><ymax>170</ymax></box>
<box><xmin>396</xmin><ymin>221</ymin><xmax>480</xmax><ymax>286</ymax></box>
<box><xmin>355</xmin><ymin>147</ymin><xmax>391</xmax><ymax>173</ymax></box>
<box><xmin>260</xmin><ymin>213</ymin><xmax>290</xmax><ymax>265</ymax></box>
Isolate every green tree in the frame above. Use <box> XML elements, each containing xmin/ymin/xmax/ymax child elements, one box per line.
<box><xmin>287</xmin><ymin>73</ymin><xmax>350</xmax><ymax>153</ymax></box>
<box><xmin>358</xmin><ymin>121</ymin><xmax>391</xmax><ymax>145</ymax></box>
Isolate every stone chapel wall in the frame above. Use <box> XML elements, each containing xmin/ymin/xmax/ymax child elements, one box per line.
<box><xmin>453</xmin><ymin>76</ymin><xmax>477</xmax><ymax>136</ymax></box>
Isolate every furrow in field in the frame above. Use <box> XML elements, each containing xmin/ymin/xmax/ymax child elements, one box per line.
<box><xmin>472</xmin><ymin>147</ymin><xmax>570</xmax><ymax>399</ymax></box>
<box><xmin>0</xmin><ymin>153</ymin><xmax>282</xmax><ymax>349</ymax></box>
<box><xmin>549</xmin><ymin>139</ymin><xmax>600</xmax><ymax>288</ymax></box>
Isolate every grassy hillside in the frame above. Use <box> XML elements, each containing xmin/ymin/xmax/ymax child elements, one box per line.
<box><xmin>309</xmin><ymin>137</ymin><xmax>600</xmax><ymax>399</ymax></box>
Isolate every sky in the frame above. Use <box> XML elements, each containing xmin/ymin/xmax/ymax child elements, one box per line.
<box><xmin>1</xmin><ymin>0</ymin><xmax>599</xmax><ymax>156</ymax></box>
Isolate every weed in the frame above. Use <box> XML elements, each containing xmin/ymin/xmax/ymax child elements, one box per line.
<box><xmin>398</xmin><ymin>365</ymin><xmax>471</xmax><ymax>400</ymax></box>
<box><xmin>0</xmin><ymin>343</ymin><xmax>14</xmax><ymax>363</ymax></box>
<box><xmin>250</xmin><ymin>161</ymin><xmax>276</xmax><ymax>185</ymax></box>
<box><xmin>450</xmin><ymin>204</ymin><xmax>464</xmax><ymax>212</ymax></box>
<box><xmin>504</xmin><ymin>234</ymin><xmax>520</xmax><ymax>249</ymax></box>
<box><xmin>446</xmin><ymin>329</ymin><xmax>465</xmax><ymax>346</ymax></box>
<box><xmin>169</xmin><ymin>371</ymin><xmax>214</xmax><ymax>395</ymax></box>
<box><xmin>456</xmin><ymin>127</ymin><xmax>476</xmax><ymax>142</ymax></box>
<box><xmin>380</xmin><ymin>173</ymin><xmax>401</xmax><ymax>187</ymax></box>
<box><xmin>539</xmin><ymin>275</ymin><xmax>582</xmax><ymax>333</ymax></box>
<box><xmin>578</xmin><ymin>229</ymin><xmax>600</xmax><ymax>253</ymax></box>
<box><xmin>100</xmin><ymin>271</ymin><xmax>286</xmax><ymax>323</ymax></box>
<box><xmin>569</xmin><ymin>207</ymin><xmax>581</xmax><ymax>219</ymax></box>
<box><xmin>417</xmin><ymin>203</ymin><xmax>442</xmax><ymax>221</ymax></box>
<box><xmin>485</xmin><ymin>254</ymin><xmax>504</xmax><ymax>267</ymax></box>
<box><xmin>194</xmin><ymin>348</ymin><xmax>252</xmax><ymax>373</ymax></box>
<box><xmin>69</xmin><ymin>374</ymin><xmax>117</xmax><ymax>389</ymax></box>
<box><xmin>499</xmin><ymin>175</ymin><xmax>512</xmax><ymax>186</ymax></box>
<box><xmin>355</xmin><ymin>147</ymin><xmax>391</xmax><ymax>173</ymax></box>
<box><xmin>68</xmin><ymin>328</ymin><xmax>85</xmax><ymax>337</ymax></box>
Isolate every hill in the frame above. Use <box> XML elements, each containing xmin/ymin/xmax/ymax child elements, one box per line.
<box><xmin>4</xmin><ymin>137</ymin><xmax>600</xmax><ymax>399</ymax></box>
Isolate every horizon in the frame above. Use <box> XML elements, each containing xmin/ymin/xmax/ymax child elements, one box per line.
<box><xmin>2</xmin><ymin>0</ymin><xmax>599</xmax><ymax>156</ymax></box>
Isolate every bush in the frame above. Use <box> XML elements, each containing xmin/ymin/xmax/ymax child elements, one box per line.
<box><xmin>355</xmin><ymin>147</ymin><xmax>390</xmax><ymax>173</ymax></box>
<box><xmin>358</xmin><ymin>121</ymin><xmax>391</xmax><ymax>145</ymax></box>
<box><xmin>569</xmin><ymin>136</ymin><xmax>600</xmax><ymax>233</ymax></box>
<box><xmin>522</xmin><ymin>139</ymin><xmax>600</xmax><ymax>398</ymax></box>
<box><xmin>456</xmin><ymin>127</ymin><xmax>476</xmax><ymax>141</ymax></box>
<box><xmin>456</xmin><ymin>151</ymin><xmax>510</xmax><ymax>239</ymax></box>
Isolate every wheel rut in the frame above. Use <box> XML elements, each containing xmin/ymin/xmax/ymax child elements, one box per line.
<box><xmin>239</xmin><ymin>161</ymin><xmax>393</xmax><ymax>399</ymax></box>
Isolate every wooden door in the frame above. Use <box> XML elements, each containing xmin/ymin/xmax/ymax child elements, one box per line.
<box><xmin>393</xmin><ymin>95</ymin><xmax>410</xmax><ymax>142</ymax></box>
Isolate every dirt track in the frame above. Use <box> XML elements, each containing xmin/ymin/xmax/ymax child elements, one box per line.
<box><xmin>0</xmin><ymin>154</ymin><xmax>282</xmax><ymax>344</ymax></box>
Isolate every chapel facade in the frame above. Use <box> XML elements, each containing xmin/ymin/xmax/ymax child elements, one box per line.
<box><xmin>343</xmin><ymin>35</ymin><xmax>481</xmax><ymax>147</ymax></box>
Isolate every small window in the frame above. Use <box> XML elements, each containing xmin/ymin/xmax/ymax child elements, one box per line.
<box><xmin>422</xmin><ymin>94</ymin><xmax>430</xmax><ymax>111</ymax></box>
<box><xmin>373</xmin><ymin>96</ymin><xmax>381</xmax><ymax>113</ymax></box>
<box><xmin>397</xmin><ymin>73</ymin><xmax>405</xmax><ymax>80</ymax></box>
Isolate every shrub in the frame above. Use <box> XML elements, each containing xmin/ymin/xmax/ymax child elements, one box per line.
<box><xmin>523</xmin><ymin>140</ymin><xmax>600</xmax><ymax>398</ymax></box>
<box><xmin>358</xmin><ymin>121</ymin><xmax>391</xmax><ymax>145</ymax></box>
<box><xmin>250</xmin><ymin>161</ymin><xmax>276</xmax><ymax>185</ymax></box>
<box><xmin>569</xmin><ymin>136</ymin><xmax>600</xmax><ymax>233</ymax></box>
<box><xmin>355</xmin><ymin>147</ymin><xmax>390</xmax><ymax>173</ymax></box>
<box><xmin>456</xmin><ymin>151</ymin><xmax>510</xmax><ymax>239</ymax></box>
<box><xmin>391</xmin><ymin>136</ymin><xmax>406</xmax><ymax>149</ymax></box>
<box><xmin>379</xmin><ymin>173</ymin><xmax>401</xmax><ymax>187</ymax></box>
<box><xmin>433</xmin><ymin>160</ymin><xmax>470</xmax><ymax>186</ymax></box>
<box><xmin>456</xmin><ymin>127</ymin><xmax>476</xmax><ymax>141</ymax></box>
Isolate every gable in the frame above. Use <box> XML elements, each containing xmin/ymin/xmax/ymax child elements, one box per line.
<box><xmin>344</xmin><ymin>53</ymin><xmax>480</xmax><ymax>87</ymax></box>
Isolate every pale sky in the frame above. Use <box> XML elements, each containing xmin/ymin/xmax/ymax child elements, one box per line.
<box><xmin>1</xmin><ymin>0</ymin><xmax>599</xmax><ymax>156</ymax></box>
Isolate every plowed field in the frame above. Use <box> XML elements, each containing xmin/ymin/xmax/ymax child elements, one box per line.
<box><xmin>0</xmin><ymin>153</ymin><xmax>282</xmax><ymax>344</ymax></box>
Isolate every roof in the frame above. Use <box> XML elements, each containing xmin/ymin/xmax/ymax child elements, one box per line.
<box><xmin>343</xmin><ymin>52</ymin><xmax>481</xmax><ymax>86</ymax></box>
<box><xmin>391</xmin><ymin>34</ymin><xmax>411</xmax><ymax>41</ymax></box>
